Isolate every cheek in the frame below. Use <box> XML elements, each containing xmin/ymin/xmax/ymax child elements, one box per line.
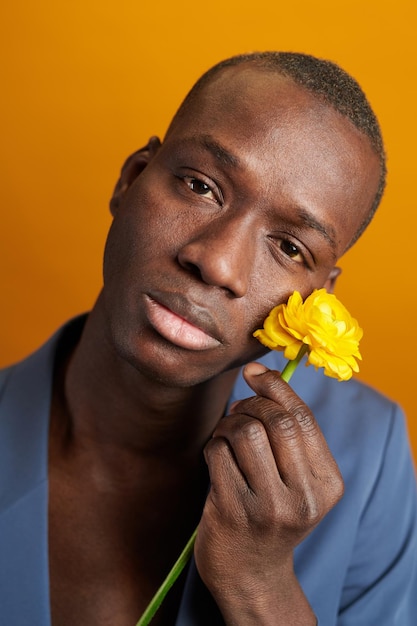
<box><xmin>103</xmin><ymin>211</ymin><xmax>145</xmax><ymax>288</ymax></box>
<box><xmin>247</xmin><ymin>267</ymin><xmax>332</xmax><ymax>328</ymax></box>
<box><xmin>104</xmin><ymin>189</ymin><xmax>177</xmax><ymax>282</ymax></box>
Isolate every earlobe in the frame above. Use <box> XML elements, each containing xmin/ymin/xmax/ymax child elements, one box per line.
<box><xmin>323</xmin><ymin>266</ymin><xmax>342</xmax><ymax>293</ymax></box>
<box><xmin>109</xmin><ymin>136</ymin><xmax>161</xmax><ymax>215</ymax></box>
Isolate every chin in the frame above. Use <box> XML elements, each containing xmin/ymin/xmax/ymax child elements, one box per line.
<box><xmin>114</xmin><ymin>337</ymin><xmax>223</xmax><ymax>390</ymax></box>
<box><xmin>133</xmin><ymin>356</ymin><xmax>228</xmax><ymax>389</ymax></box>
<box><xmin>109</xmin><ymin>316</ymin><xmax>268</xmax><ymax>389</ymax></box>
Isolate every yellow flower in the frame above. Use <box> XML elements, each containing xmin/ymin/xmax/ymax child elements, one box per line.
<box><xmin>253</xmin><ymin>289</ymin><xmax>363</xmax><ymax>381</ymax></box>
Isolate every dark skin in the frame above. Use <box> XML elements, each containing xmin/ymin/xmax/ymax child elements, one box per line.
<box><xmin>48</xmin><ymin>66</ymin><xmax>381</xmax><ymax>625</ymax></box>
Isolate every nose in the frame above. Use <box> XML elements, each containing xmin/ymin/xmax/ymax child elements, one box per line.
<box><xmin>177</xmin><ymin>214</ymin><xmax>256</xmax><ymax>297</ymax></box>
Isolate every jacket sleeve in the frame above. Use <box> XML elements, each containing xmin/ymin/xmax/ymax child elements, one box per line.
<box><xmin>337</xmin><ymin>404</ymin><xmax>417</xmax><ymax>625</ymax></box>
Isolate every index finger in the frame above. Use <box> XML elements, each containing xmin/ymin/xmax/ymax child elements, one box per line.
<box><xmin>238</xmin><ymin>362</ymin><xmax>341</xmax><ymax>481</ymax></box>
<box><xmin>241</xmin><ymin>362</ymin><xmax>317</xmax><ymax>437</ymax></box>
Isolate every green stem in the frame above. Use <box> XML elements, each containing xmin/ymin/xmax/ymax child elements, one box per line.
<box><xmin>136</xmin><ymin>343</ymin><xmax>307</xmax><ymax>625</ymax></box>
<box><xmin>136</xmin><ymin>527</ymin><xmax>198</xmax><ymax>626</ymax></box>
<box><xmin>280</xmin><ymin>343</ymin><xmax>308</xmax><ymax>383</ymax></box>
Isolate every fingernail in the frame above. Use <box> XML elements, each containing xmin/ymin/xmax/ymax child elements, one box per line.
<box><xmin>244</xmin><ymin>362</ymin><xmax>269</xmax><ymax>377</ymax></box>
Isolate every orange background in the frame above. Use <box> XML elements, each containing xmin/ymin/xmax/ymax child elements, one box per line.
<box><xmin>1</xmin><ymin>1</ymin><xmax>416</xmax><ymax>457</ymax></box>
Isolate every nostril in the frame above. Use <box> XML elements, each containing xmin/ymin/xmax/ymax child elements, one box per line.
<box><xmin>185</xmin><ymin>261</ymin><xmax>202</xmax><ymax>279</ymax></box>
<box><xmin>178</xmin><ymin>254</ymin><xmax>203</xmax><ymax>280</ymax></box>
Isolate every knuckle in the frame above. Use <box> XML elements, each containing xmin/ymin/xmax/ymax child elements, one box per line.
<box><xmin>250</xmin><ymin>499</ymin><xmax>283</xmax><ymax>530</ymax></box>
<box><xmin>238</xmin><ymin>418</ymin><xmax>266</xmax><ymax>444</ymax></box>
<box><xmin>298</xmin><ymin>472</ymin><xmax>345</xmax><ymax>525</ymax></box>
<box><xmin>328</xmin><ymin>471</ymin><xmax>345</xmax><ymax>505</ymax></box>
<box><xmin>204</xmin><ymin>435</ymin><xmax>231</xmax><ymax>464</ymax></box>
<box><xmin>284</xmin><ymin>399</ymin><xmax>316</xmax><ymax>434</ymax></box>
<box><xmin>297</xmin><ymin>491</ymin><xmax>323</xmax><ymax>526</ymax></box>
<box><xmin>204</xmin><ymin>437</ymin><xmax>221</xmax><ymax>462</ymax></box>
<box><xmin>271</xmin><ymin>413</ymin><xmax>299</xmax><ymax>439</ymax></box>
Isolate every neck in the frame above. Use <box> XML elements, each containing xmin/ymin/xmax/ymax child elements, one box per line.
<box><xmin>53</xmin><ymin>307</ymin><xmax>239</xmax><ymax>463</ymax></box>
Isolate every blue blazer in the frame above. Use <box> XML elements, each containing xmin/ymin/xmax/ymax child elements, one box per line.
<box><xmin>1</xmin><ymin>318</ymin><xmax>417</xmax><ymax>625</ymax></box>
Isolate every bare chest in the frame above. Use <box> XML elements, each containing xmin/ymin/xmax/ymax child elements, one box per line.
<box><xmin>47</xmin><ymin>459</ymin><xmax>200</xmax><ymax>626</ymax></box>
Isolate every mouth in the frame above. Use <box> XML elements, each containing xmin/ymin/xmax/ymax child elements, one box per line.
<box><xmin>144</xmin><ymin>291</ymin><xmax>223</xmax><ymax>351</ymax></box>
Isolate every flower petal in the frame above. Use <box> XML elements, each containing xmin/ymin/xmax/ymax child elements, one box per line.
<box><xmin>253</xmin><ymin>289</ymin><xmax>362</xmax><ymax>382</ymax></box>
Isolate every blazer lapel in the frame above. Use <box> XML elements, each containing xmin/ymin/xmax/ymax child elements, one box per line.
<box><xmin>0</xmin><ymin>333</ymin><xmax>58</xmax><ymax>625</ymax></box>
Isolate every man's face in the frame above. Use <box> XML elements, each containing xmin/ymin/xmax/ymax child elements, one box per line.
<box><xmin>102</xmin><ymin>66</ymin><xmax>381</xmax><ymax>387</ymax></box>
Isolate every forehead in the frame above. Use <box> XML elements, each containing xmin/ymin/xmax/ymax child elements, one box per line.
<box><xmin>172</xmin><ymin>65</ymin><xmax>368</xmax><ymax>148</ymax></box>
<box><xmin>164</xmin><ymin>66</ymin><xmax>381</xmax><ymax>255</ymax></box>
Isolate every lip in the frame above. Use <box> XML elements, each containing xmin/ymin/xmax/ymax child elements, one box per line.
<box><xmin>144</xmin><ymin>291</ymin><xmax>223</xmax><ymax>351</ymax></box>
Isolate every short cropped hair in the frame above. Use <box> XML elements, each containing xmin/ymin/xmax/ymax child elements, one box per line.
<box><xmin>168</xmin><ymin>52</ymin><xmax>386</xmax><ymax>247</ymax></box>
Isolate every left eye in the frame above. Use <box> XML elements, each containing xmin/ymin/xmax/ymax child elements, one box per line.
<box><xmin>280</xmin><ymin>239</ymin><xmax>304</xmax><ymax>263</ymax></box>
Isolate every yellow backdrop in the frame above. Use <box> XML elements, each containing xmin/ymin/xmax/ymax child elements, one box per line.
<box><xmin>1</xmin><ymin>1</ymin><xmax>416</xmax><ymax>457</ymax></box>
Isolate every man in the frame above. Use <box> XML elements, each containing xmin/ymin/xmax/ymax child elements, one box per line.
<box><xmin>0</xmin><ymin>52</ymin><xmax>416</xmax><ymax>625</ymax></box>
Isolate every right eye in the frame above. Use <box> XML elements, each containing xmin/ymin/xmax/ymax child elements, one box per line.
<box><xmin>175</xmin><ymin>172</ymin><xmax>226</xmax><ymax>207</ymax></box>
<box><xmin>183</xmin><ymin>176</ymin><xmax>217</xmax><ymax>201</ymax></box>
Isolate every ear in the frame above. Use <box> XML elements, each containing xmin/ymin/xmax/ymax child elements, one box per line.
<box><xmin>323</xmin><ymin>266</ymin><xmax>342</xmax><ymax>293</ymax></box>
<box><xmin>109</xmin><ymin>135</ymin><xmax>161</xmax><ymax>215</ymax></box>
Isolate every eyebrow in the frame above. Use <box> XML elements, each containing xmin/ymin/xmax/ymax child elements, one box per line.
<box><xmin>197</xmin><ymin>135</ymin><xmax>242</xmax><ymax>169</ymax></box>
<box><xmin>296</xmin><ymin>208</ymin><xmax>337</xmax><ymax>253</ymax></box>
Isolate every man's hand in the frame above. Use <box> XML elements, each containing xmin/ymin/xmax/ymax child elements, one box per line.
<box><xmin>194</xmin><ymin>362</ymin><xmax>344</xmax><ymax>625</ymax></box>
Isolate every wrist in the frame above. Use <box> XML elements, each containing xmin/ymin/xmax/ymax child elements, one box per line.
<box><xmin>210</xmin><ymin>574</ymin><xmax>317</xmax><ymax>626</ymax></box>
